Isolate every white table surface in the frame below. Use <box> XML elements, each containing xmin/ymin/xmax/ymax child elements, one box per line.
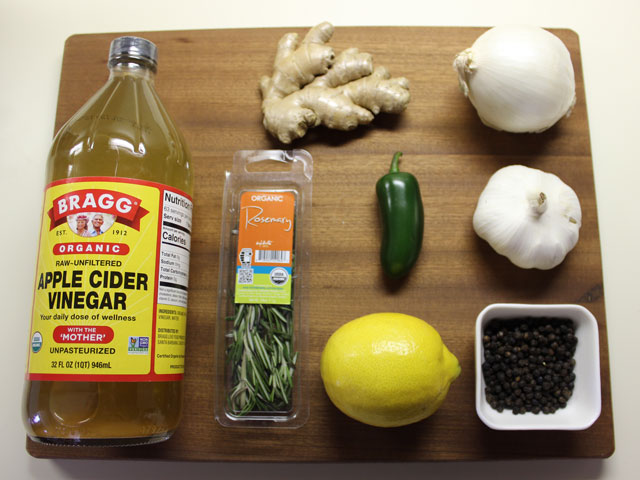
<box><xmin>2</xmin><ymin>0</ymin><xmax>638</xmax><ymax>478</ymax></box>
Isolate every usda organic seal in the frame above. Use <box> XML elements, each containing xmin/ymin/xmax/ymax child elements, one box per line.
<box><xmin>269</xmin><ymin>267</ymin><xmax>289</xmax><ymax>286</ymax></box>
<box><xmin>31</xmin><ymin>332</ymin><xmax>43</xmax><ymax>353</ymax></box>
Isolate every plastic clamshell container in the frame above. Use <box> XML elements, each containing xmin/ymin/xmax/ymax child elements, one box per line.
<box><xmin>475</xmin><ymin>303</ymin><xmax>601</xmax><ymax>431</ymax></box>
<box><xmin>214</xmin><ymin>150</ymin><xmax>312</xmax><ymax>428</ymax></box>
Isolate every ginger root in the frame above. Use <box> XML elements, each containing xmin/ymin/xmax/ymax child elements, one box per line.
<box><xmin>260</xmin><ymin>22</ymin><xmax>410</xmax><ymax>144</ymax></box>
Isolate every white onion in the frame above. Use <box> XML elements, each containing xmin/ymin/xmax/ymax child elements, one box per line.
<box><xmin>454</xmin><ymin>25</ymin><xmax>576</xmax><ymax>133</ymax></box>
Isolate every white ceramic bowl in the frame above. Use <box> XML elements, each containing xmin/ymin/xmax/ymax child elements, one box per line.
<box><xmin>475</xmin><ymin>303</ymin><xmax>601</xmax><ymax>430</ymax></box>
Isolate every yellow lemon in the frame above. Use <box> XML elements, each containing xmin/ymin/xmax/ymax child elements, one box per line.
<box><xmin>320</xmin><ymin>313</ymin><xmax>461</xmax><ymax>427</ymax></box>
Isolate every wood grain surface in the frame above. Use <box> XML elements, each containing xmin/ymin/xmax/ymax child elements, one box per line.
<box><xmin>27</xmin><ymin>26</ymin><xmax>614</xmax><ymax>461</ymax></box>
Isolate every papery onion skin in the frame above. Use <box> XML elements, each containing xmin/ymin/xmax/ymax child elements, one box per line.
<box><xmin>454</xmin><ymin>25</ymin><xmax>576</xmax><ymax>133</ymax></box>
<box><xmin>472</xmin><ymin>165</ymin><xmax>582</xmax><ymax>270</ymax></box>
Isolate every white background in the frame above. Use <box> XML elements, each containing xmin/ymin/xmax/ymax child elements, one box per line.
<box><xmin>1</xmin><ymin>0</ymin><xmax>638</xmax><ymax>478</ymax></box>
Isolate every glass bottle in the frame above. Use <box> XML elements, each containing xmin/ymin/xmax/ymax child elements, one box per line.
<box><xmin>24</xmin><ymin>37</ymin><xmax>193</xmax><ymax>446</ymax></box>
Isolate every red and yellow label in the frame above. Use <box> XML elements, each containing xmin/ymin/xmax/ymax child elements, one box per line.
<box><xmin>27</xmin><ymin>177</ymin><xmax>193</xmax><ymax>382</ymax></box>
<box><xmin>234</xmin><ymin>191</ymin><xmax>295</xmax><ymax>305</ymax></box>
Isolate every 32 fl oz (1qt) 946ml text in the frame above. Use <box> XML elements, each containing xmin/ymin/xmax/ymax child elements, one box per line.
<box><xmin>49</xmin><ymin>360</ymin><xmax>112</xmax><ymax>370</ymax></box>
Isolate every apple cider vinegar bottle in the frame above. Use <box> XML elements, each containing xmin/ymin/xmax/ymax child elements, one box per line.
<box><xmin>23</xmin><ymin>37</ymin><xmax>193</xmax><ymax>446</ymax></box>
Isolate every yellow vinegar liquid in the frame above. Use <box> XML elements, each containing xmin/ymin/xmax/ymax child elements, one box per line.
<box><xmin>23</xmin><ymin>37</ymin><xmax>192</xmax><ymax>446</ymax></box>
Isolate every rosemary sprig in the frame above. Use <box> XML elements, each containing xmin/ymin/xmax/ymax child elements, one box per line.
<box><xmin>226</xmin><ymin>304</ymin><xmax>296</xmax><ymax>414</ymax></box>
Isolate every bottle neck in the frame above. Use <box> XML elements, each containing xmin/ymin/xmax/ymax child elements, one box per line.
<box><xmin>108</xmin><ymin>61</ymin><xmax>156</xmax><ymax>82</ymax></box>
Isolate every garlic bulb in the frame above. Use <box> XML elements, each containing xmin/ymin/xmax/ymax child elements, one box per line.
<box><xmin>473</xmin><ymin>165</ymin><xmax>581</xmax><ymax>270</ymax></box>
<box><xmin>454</xmin><ymin>25</ymin><xmax>576</xmax><ymax>133</ymax></box>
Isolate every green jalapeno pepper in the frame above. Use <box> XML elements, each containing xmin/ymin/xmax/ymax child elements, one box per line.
<box><xmin>376</xmin><ymin>152</ymin><xmax>424</xmax><ymax>278</ymax></box>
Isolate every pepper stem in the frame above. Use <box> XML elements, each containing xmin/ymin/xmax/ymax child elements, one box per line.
<box><xmin>389</xmin><ymin>152</ymin><xmax>403</xmax><ymax>173</ymax></box>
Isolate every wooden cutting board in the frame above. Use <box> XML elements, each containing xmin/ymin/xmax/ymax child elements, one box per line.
<box><xmin>27</xmin><ymin>26</ymin><xmax>614</xmax><ymax>461</ymax></box>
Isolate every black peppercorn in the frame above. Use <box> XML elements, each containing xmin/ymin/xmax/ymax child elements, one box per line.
<box><xmin>482</xmin><ymin>317</ymin><xmax>577</xmax><ymax>415</ymax></box>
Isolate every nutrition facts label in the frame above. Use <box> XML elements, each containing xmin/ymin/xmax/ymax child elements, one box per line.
<box><xmin>158</xmin><ymin>190</ymin><xmax>193</xmax><ymax>308</ymax></box>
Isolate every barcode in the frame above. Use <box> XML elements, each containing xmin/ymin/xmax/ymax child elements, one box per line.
<box><xmin>255</xmin><ymin>250</ymin><xmax>290</xmax><ymax>263</ymax></box>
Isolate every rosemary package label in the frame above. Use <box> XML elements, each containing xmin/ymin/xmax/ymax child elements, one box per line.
<box><xmin>234</xmin><ymin>191</ymin><xmax>295</xmax><ymax>305</ymax></box>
